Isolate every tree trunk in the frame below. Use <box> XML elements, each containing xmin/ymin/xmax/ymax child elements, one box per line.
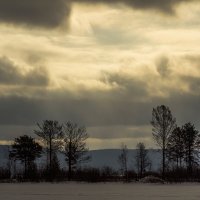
<box><xmin>140</xmin><ymin>158</ymin><xmax>143</xmax><ymax>178</ymax></box>
<box><xmin>68</xmin><ymin>157</ymin><xmax>72</xmax><ymax>181</ymax></box>
<box><xmin>162</xmin><ymin>147</ymin><xmax>165</xmax><ymax>179</ymax></box>
<box><xmin>68</xmin><ymin>141</ymin><xmax>72</xmax><ymax>181</ymax></box>
<box><xmin>162</xmin><ymin>116</ymin><xmax>166</xmax><ymax>180</ymax></box>
<box><xmin>188</xmin><ymin>145</ymin><xmax>192</xmax><ymax>174</ymax></box>
<box><xmin>24</xmin><ymin>158</ymin><xmax>27</xmax><ymax>179</ymax></box>
<box><xmin>49</xmin><ymin>136</ymin><xmax>53</xmax><ymax>181</ymax></box>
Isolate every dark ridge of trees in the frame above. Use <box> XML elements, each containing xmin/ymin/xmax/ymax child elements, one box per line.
<box><xmin>151</xmin><ymin>105</ymin><xmax>176</xmax><ymax>179</ymax></box>
<box><xmin>73</xmin><ymin>166</ymin><xmax>127</xmax><ymax>182</ymax></box>
<box><xmin>9</xmin><ymin>135</ymin><xmax>42</xmax><ymax>179</ymax></box>
<box><xmin>61</xmin><ymin>121</ymin><xmax>90</xmax><ymax>181</ymax></box>
<box><xmin>34</xmin><ymin>120</ymin><xmax>63</xmax><ymax>179</ymax></box>
<box><xmin>1</xmin><ymin>104</ymin><xmax>200</xmax><ymax>183</ymax></box>
<box><xmin>135</xmin><ymin>142</ymin><xmax>151</xmax><ymax>178</ymax></box>
<box><xmin>166</xmin><ymin>122</ymin><xmax>200</xmax><ymax>175</ymax></box>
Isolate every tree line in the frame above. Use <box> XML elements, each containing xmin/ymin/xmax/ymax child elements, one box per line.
<box><xmin>0</xmin><ymin>105</ymin><xmax>200</xmax><ymax>182</ymax></box>
<box><xmin>8</xmin><ymin>121</ymin><xmax>90</xmax><ymax>181</ymax></box>
<box><xmin>118</xmin><ymin>105</ymin><xmax>200</xmax><ymax>182</ymax></box>
<box><xmin>152</xmin><ymin>105</ymin><xmax>200</xmax><ymax>181</ymax></box>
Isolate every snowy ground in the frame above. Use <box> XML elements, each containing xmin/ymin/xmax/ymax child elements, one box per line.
<box><xmin>0</xmin><ymin>182</ymin><xmax>200</xmax><ymax>200</ymax></box>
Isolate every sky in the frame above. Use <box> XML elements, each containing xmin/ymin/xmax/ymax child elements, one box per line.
<box><xmin>0</xmin><ymin>0</ymin><xmax>200</xmax><ymax>149</ymax></box>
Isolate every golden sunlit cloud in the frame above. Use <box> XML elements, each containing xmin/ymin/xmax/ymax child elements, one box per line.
<box><xmin>0</xmin><ymin>0</ymin><xmax>200</xmax><ymax>149</ymax></box>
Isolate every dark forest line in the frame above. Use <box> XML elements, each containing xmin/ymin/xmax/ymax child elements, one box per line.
<box><xmin>1</xmin><ymin>104</ymin><xmax>200</xmax><ymax>183</ymax></box>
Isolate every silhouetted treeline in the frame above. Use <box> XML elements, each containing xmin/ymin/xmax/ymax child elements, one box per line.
<box><xmin>0</xmin><ymin>104</ymin><xmax>200</xmax><ymax>183</ymax></box>
<box><xmin>151</xmin><ymin>105</ymin><xmax>200</xmax><ymax>181</ymax></box>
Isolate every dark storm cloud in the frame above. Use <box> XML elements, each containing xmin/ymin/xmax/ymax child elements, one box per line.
<box><xmin>1</xmin><ymin>55</ymin><xmax>200</xmax><ymax>140</ymax></box>
<box><xmin>0</xmin><ymin>95</ymin><xmax>47</xmax><ymax>126</ymax></box>
<box><xmin>76</xmin><ymin>0</ymin><xmax>191</xmax><ymax>14</ymax></box>
<box><xmin>0</xmin><ymin>56</ymin><xmax>49</xmax><ymax>86</ymax></box>
<box><xmin>0</xmin><ymin>70</ymin><xmax>151</xmax><ymax>128</ymax></box>
<box><xmin>0</xmin><ymin>0</ymin><xmax>196</xmax><ymax>28</ymax></box>
<box><xmin>1</xmin><ymin>87</ymin><xmax>200</xmax><ymax>140</ymax></box>
<box><xmin>0</xmin><ymin>125</ymin><xmax>34</xmax><ymax>140</ymax></box>
<box><xmin>0</xmin><ymin>93</ymin><xmax>151</xmax><ymax>127</ymax></box>
<box><xmin>0</xmin><ymin>66</ymin><xmax>199</xmax><ymax>128</ymax></box>
<box><xmin>0</xmin><ymin>0</ymin><xmax>71</xmax><ymax>28</ymax></box>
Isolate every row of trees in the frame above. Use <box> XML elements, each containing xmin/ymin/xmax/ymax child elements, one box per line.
<box><xmin>4</xmin><ymin>104</ymin><xmax>200</xmax><ymax>182</ymax></box>
<box><xmin>167</xmin><ymin>123</ymin><xmax>199</xmax><ymax>172</ymax></box>
<box><xmin>118</xmin><ymin>143</ymin><xmax>151</xmax><ymax>181</ymax></box>
<box><xmin>151</xmin><ymin>105</ymin><xmax>200</xmax><ymax>179</ymax></box>
<box><xmin>118</xmin><ymin>105</ymin><xmax>200</xmax><ymax>181</ymax></box>
<box><xmin>9</xmin><ymin>135</ymin><xmax>151</xmax><ymax>182</ymax></box>
<box><xmin>9</xmin><ymin>121</ymin><xmax>89</xmax><ymax>181</ymax></box>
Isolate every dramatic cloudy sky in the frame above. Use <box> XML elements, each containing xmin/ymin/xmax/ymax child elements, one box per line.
<box><xmin>0</xmin><ymin>0</ymin><xmax>200</xmax><ymax>149</ymax></box>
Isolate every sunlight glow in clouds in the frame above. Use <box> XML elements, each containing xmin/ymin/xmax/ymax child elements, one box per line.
<box><xmin>0</xmin><ymin>0</ymin><xmax>200</xmax><ymax>149</ymax></box>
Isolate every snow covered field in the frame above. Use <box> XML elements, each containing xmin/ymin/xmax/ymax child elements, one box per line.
<box><xmin>0</xmin><ymin>182</ymin><xmax>200</xmax><ymax>200</ymax></box>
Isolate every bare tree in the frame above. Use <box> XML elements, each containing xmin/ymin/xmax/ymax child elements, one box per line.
<box><xmin>167</xmin><ymin>126</ymin><xmax>185</xmax><ymax>169</ymax></box>
<box><xmin>151</xmin><ymin>105</ymin><xmax>176</xmax><ymax>178</ymax></box>
<box><xmin>118</xmin><ymin>144</ymin><xmax>128</xmax><ymax>181</ymax></box>
<box><xmin>61</xmin><ymin>121</ymin><xmax>90</xmax><ymax>180</ymax></box>
<box><xmin>182</xmin><ymin>122</ymin><xmax>200</xmax><ymax>173</ymax></box>
<box><xmin>135</xmin><ymin>142</ymin><xmax>151</xmax><ymax>178</ymax></box>
<box><xmin>34</xmin><ymin>120</ymin><xmax>63</xmax><ymax>175</ymax></box>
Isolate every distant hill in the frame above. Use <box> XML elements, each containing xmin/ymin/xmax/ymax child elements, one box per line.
<box><xmin>0</xmin><ymin>145</ymin><xmax>10</xmax><ymax>168</ymax></box>
<box><xmin>85</xmin><ymin>149</ymin><xmax>161</xmax><ymax>171</ymax></box>
<box><xmin>0</xmin><ymin>145</ymin><xmax>161</xmax><ymax>171</ymax></box>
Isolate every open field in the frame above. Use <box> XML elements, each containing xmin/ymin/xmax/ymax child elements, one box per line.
<box><xmin>0</xmin><ymin>182</ymin><xmax>200</xmax><ymax>200</ymax></box>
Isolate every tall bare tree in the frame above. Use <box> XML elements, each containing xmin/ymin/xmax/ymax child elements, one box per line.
<box><xmin>118</xmin><ymin>144</ymin><xmax>128</xmax><ymax>181</ymax></box>
<box><xmin>151</xmin><ymin>105</ymin><xmax>176</xmax><ymax>178</ymax></box>
<box><xmin>61</xmin><ymin>121</ymin><xmax>90</xmax><ymax>180</ymax></box>
<box><xmin>135</xmin><ymin>142</ymin><xmax>151</xmax><ymax>178</ymax></box>
<box><xmin>34</xmin><ymin>120</ymin><xmax>63</xmax><ymax>175</ymax></box>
